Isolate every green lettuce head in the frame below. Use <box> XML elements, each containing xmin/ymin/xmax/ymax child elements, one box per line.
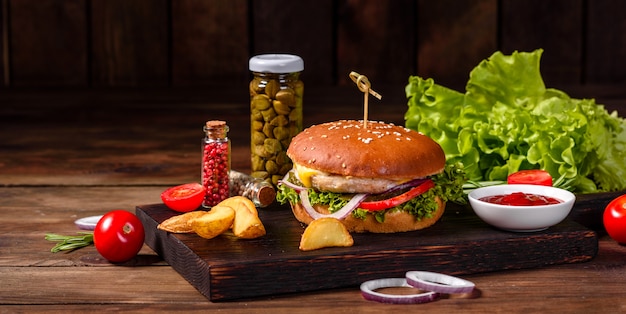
<box><xmin>405</xmin><ymin>49</ymin><xmax>626</xmax><ymax>193</ymax></box>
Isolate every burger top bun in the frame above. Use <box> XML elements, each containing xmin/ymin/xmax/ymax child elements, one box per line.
<box><xmin>287</xmin><ymin>120</ymin><xmax>445</xmax><ymax>181</ymax></box>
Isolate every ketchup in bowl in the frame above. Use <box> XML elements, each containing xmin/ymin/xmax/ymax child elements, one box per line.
<box><xmin>480</xmin><ymin>192</ymin><xmax>562</xmax><ymax>206</ymax></box>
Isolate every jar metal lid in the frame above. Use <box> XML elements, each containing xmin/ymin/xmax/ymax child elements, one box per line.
<box><xmin>249</xmin><ymin>54</ymin><xmax>304</xmax><ymax>73</ymax></box>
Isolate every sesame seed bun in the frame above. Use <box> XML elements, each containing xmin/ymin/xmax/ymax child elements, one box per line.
<box><xmin>287</xmin><ymin>120</ymin><xmax>445</xmax><ymax>182</ymax></box>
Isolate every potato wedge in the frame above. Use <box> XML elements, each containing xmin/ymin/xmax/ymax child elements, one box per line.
<box><xmin>191</xmin><ymin>205</ymin><xmax>235</xmax><ymax>239</ymax></box>
<box><xmin>158</xmin><ymin>211</ymin><xmax>207</xmax><ymax>233</ymax></box>
<box><xmin>299</xmin><ymin>217</ymin><xmax>354</xmax><ymax>251</ymax></box>
<box><xmin>217</xmin><ymin>196</ymin><xmax>259</xmax><ymax>216</ymax></box>
<box><xmin>232</xmin><ymin>207</ymin><xmax>266</xmax><ymax>239</ymax></box>
<box><xmin>218</xmin><ymin>196</ymin><xmax>266</xmax><ymax>239</ymax></box>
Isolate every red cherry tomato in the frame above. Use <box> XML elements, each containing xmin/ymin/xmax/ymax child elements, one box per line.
<box><xmin>603</xmin><ymin>194</ymin><xmax>626</xmax><ymax>244</ymax></box>
<box><xmin>507</xmin><ymin>169</ymin><xmax>553</xmax><ymax>186</ymax></box>
<box><xmin>93</xmin><ymin>210</ymin><xmax>145</xmax><ymax>263</ymax></box>
<box><xmin>161</xmin><ymin>183</ymin><xmax>206</xmax><ymax>212</ymax></box>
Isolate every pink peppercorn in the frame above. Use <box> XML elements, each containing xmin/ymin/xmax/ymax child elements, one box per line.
<box><xmin>201</xmin><ymin>120</ymin><xmax>231</xmax><ymax>208</ymax></box>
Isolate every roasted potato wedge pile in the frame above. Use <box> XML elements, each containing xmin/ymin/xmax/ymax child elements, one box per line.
<box><xmin>299</xmin><ymin>217</ymin><xmax>354</xmax><ymax>251</ymax></box>
<box><xmin>157</xmin><ymin>196</ymin><xmax>266</xmax><ymax>239</ymax></box>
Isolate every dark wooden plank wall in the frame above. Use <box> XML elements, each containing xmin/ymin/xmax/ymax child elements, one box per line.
<box><xmin>2</xmin><ymin>0</ymin><xmax>626</xmax><ymax>89</ymax></box>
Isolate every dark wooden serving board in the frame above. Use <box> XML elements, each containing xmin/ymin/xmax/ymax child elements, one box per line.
<box><xmin>136</xmin><ymin>202</ymin><xmax>598</xmax><ymax>302</ymax></box>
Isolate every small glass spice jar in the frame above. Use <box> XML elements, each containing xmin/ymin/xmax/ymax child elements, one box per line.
<box><xmin>201</xmin><ymin>120</ymin><xmax>231</xmax><ymax>208</ymax></box>
<box><xmin>229</xmin><ymin>170</ymin><xmax>276</xmax><ymax>207</ymax></box>
<box><xmin>249</xmin><ymin>54</ymin><xmax>304</xmax><ymax>186</ymax></box>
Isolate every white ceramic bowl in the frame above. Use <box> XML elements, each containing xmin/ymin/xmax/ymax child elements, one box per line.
<box><xmin>468</xmin><ymin>184</ymin><xmax>576</xmax><ymax>232</ymax></box>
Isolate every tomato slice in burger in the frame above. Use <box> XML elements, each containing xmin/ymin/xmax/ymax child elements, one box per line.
<box><xmin>161</xmin><ymin>183</ymin><xmax>206</xmax><ymax>212</ymax></box>
<box><xmin>359</xmin><ymin>179</ymin><xmax>435</xmax><ymax>211</ymax></box>
<box><xmin>507</xmin><ymin>169</ymin><xmax>553</xmax><ymax>186</ymax></box>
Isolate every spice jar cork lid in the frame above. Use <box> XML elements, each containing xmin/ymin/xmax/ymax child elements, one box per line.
<box><xmin>205</xmin><ymin>120</ymin><xmax>226</xmax><ymax>128</ymax></box>
<box><xmin>257</xmin><ymin>185</ymin><xmax>277</xmax><ymax>207</ymax></box>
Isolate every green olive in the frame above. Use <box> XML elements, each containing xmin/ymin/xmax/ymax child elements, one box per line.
<box><xmin>275</xmin><ymin>151</ymin><xmax>289</xmax><ymax>165</ymax></box>
<box><xmin>265</xmin><ymin>80</ymin><xmax>280</xmax><ymax>98</ymax></box>
<box><xmin>253</xmin><ymin>144</ymin><xmax>272</xmax><ymax>158</ymax></box>
<box><xmin>288</xmin><ymin>107</ymin><xmax>302</xmax><ymax>122</ymax></box>
<box><xmin>275</xmin><ymin>89</ymin><xmax>296</xmax><ymax>108</ymax></box>
<box><xmin>262</xmin><ymin>123</ymin><xmax>274</xmax><ymax>138</ymax></box>
<box><xmin>251</xmin><ymin>120</ymin><xmax>264</xmax><ymax>132</ymax></box>
<box><xmin>265</xmin><ymin>160</ymin><xmax>279</xmax><ymax>174</ymax></box>
<box><xmin>251</xmin><ymin>155</ymin><xmax>266</xmax><ymax>171</ymax></box>
<box><xmin>249</xmin><ymin>79</ymin><xmax>264</xmax><ymax>96</ymax></box>
<box><xmin>251</xmin><ymin>171</ymin><xmax>269</xmax><ymax>180</ymax></box>
<box><xmin>271</xmin><ymin>175</ymin><xmax>282</xmax><ymax>186</ymax></box>
<box><xmin>273</xmin><ymin>126</ymin><xmax>289</xmax><ymax>140</ymax></box>
<box><xmin>279</xmin><ymin>163</ymin><xmax>293</xmax><ymax>175</ymax></box>
<box><xmin>264</xmin><ymin>138</ymin><xmax>282</xmax><ymax>154</ymax></box>
<box><xmin>261</xmin><ymin>107</ymin><xmax>277</xmax><ymax>122</ymax></box>
<box><xmin>251</xmin><ymin>94</ymin><xmax>271</xmax><ymax>110</ymax></box>
<box><xmin>272</xmin><ymin>99</ymin><xmax>291</xmax><ymax>115</ymax></box>
<box><xmin>270</xmin><ymin>114</ymin><xmax>288</xmax><ymax>127</ymax></box>
<box><xmin>252</xmin><ymin>131</ymin><xmax>265</xmax><ymax>145</ymax></box>
<box><xmin>251</xmin><ymin>109</ymin><xmax>263</xmax><ymax>122</ymax></box>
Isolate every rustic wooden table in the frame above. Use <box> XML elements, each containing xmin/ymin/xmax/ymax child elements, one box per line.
<box><xmin>2</xmin><ymin>87</ymin><xmax>626</xmax><ymax>313</ymax></box>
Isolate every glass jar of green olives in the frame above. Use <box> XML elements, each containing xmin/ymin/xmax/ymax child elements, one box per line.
<box><xmin>249</xmin><ymin>54</ymin><xmax>304</xmax><ymax>186</ymax></box>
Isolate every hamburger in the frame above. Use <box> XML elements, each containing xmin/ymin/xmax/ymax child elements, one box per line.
<box><xmin>277</xmin><ymin>120</ymin><xmax>466</xmax><ymax>233</ymax></box>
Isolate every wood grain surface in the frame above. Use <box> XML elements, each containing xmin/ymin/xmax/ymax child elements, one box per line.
<box><xmin>4</xmin><ymin>1</ymin><xmax>626</xmax><ymax>88</ymax></box>
<box><xmin>138</xmin><ymin>202</ymin><xmax>597</xmax><ymax>301</ymax></box>
<box><xmin>2</xmin><ymin>87</ymin><xmax>626</xmax><ymax>312</ymax></box>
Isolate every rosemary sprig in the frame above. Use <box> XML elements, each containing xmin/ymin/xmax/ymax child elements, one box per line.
<box><xmin>462</xmin><ymin>180</ymin><xmax>506</xmax><ymax>194</ymax></box>
<box><xmin>45</xmin><ymin>232</ymin><xmax>94</xmax><ymax>253</ymax></box>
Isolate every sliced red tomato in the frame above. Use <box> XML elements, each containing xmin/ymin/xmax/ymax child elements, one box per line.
<box><xmin>161</xmin><ymin>183</ymin><xmax>206</xmax><ymax>212</ymax></box>
<box><xmin>94</xmin><ymin>210</ymin><xmax>145</xmax><ymax>263</ymax></box>
<box><xmin>359</xmin><ymin>179</ymin><xmax>435</xmax><ymax>211</ymax></box>
<box><xmin>603</xmin><ymin>194</ymin><xmax>626</xmax><ymax>244</ymax></box>
<box><xmin>507</xmin><ymin>169</ymin><xmax>553</xmax><ymax>186</ymax></box>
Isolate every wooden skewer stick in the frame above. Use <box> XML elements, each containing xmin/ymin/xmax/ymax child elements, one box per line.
<box><xmin>349</xmin><ymin>71</ymin><xmax>382</xmax><ymax>129</ymax></box>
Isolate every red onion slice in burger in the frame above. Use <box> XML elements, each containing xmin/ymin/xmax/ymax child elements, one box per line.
<box><xmin>278</xmin><ymin>171</ymin><xmax>306</xmax><ymax>192</ymax></box>
<box><xmin>299</xmin><ymin>189</ymin><xmax>367</xmax><ymax>220</ymax></box>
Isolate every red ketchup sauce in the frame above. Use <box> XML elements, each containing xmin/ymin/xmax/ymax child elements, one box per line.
<box><xmin>479</xmin><ymin>192</ymin><xmax>563</xmax><ymax>206</ymax></box>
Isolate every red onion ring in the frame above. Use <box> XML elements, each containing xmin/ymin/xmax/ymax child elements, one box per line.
<box><xmin>360</xmin><ymin>278</ymin><xmax>440</xmax><ymax>304</ymax></box>
<box><xmin>277</xmin><ymin>171</ymin><xmax>306</xmax><ymax>192</ymax></box>
<box><xmin>405</xmin><ymin>271</ymin><xmax>475</xmax><ymax>294</ymax></box>
<box><xmin>299</xmin><ymin>189</ymin><xmax>367</xmax><ymax>220</ymax></box>
<box><xmin>385</xmin><ymin>178</ymin><xmax>428</xmax><ymax>194</ymax></box>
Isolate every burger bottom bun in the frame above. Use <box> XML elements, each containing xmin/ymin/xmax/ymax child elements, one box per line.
<box><xmin>291</xmin><ymin>197</ymin><xmax>445</xmax><ymax>233</ymax></box>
